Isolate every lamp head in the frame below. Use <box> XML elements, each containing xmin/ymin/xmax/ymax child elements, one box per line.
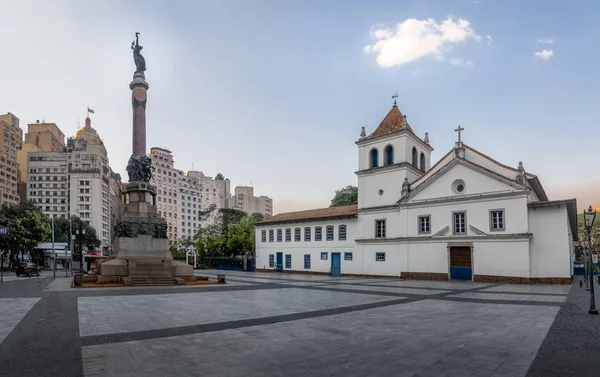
<box><xmin>584</xmin><ymin>205</ymin><xmax>597</xmax><ymax>228</ymax></box>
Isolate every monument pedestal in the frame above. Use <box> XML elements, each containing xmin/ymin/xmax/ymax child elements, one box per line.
<box><xmin>99</xmin><ymin>181</ymin><xmax>193</xmax><ymax>285</ymax></box>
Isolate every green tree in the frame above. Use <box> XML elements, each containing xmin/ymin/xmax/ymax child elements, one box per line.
<box><xmin>226</xmin><ymin>216</ymin><xmax>257</xmax><ymax>257</ymax></box>
<box><xmin>249</xmin><ymin>213</ymin><xmax>265</xmax><ymax>223</ymax></box>
<box><xmin>577</xmin><ymin>212</ymin><xmax>600</xmax><ymax>252</ymax></box>
<box><xmin>0</xmin><ymin>202</ymin><xmax>50</xmax><ymax>270</ymax></box>
<box><xmin>330</xmin><ymin>185</ymin><xmax>358</xmax><ymax>207</ymax></box>
<box><xmin>53</xmin><ymin>216</ymin><xmax>101</xmax><ymax>252</ymax></box>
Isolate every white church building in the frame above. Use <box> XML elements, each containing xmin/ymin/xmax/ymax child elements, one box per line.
<box><xmin>255</xmin><ymin>102</ymin><xmax>577</xmax><ymax>283</ymax></box>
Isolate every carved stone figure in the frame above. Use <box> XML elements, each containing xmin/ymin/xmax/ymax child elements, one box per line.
<box><xmin>115</xmin><ymin>221</ymin><xmax>168</xmax><ymax>239</ymax></box>
<box><xmin>131</xmin><ymin>32</ymin><xmax>146</xmax><ymax>73</ymax></box>
<box><xmin>126</xmin><ymin>154</ymin><xmax>153</xmax><ymax>182</ymax></box>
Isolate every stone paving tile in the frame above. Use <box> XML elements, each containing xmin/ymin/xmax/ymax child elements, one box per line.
<box><xmin>82</xmin><ymin>299</ymin><xmax>558</xmax><ymax>377</ymax></box>
<box><xmin>0</xmin><ymin>297</ymin><xmax>40</xmax><ymax>345</ymax></box>
<box><xmin>316</xmin><ymin>283</ymin><xmax>450</xmax><ymax>296</ymax></box>
<box><xmin>481</xmin><ymin>285</ymin><xmax>570</xmax><ymax>295</ymax></box>
<box><xmin>78</xmin><ymin>288</ymin><xmax>397</xmax><ymax>336</ymax></box>
<box><xmin>449</xmin><ymin>292</ymin><xmax>566</xmax><ymax>303</ymax></box>
<box><xmin>362</xmin><ymin>280</ymin><xmax>493</xmax><ymax>290</ymax></box>
<box><xmin>0</xmin><ymin>274</ymin><xmax>53</xmax><ymax>283</ymax></box>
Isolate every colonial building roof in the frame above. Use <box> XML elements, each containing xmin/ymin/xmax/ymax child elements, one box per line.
<box><xmin>256</xmin><ymin>204</ymin><xmax>358</xmax><ymax>226</ymax></box>
<box><xmin>364</xmin><ymin>105</ymin><xmax>415</xmax><ymax>140</ymax></box>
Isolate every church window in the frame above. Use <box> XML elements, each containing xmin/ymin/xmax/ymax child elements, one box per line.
<box><xmin>412</xmin><ymin>147</ymin><xmax>418</xmax><ymax>167</ymax></box>
<box><xmin>344</xmin><ymin>252</ymin><xmax>353</xmax><ymax>261</ymax></box>
<box><xmin>269</xmin><ymin>229</ymin><xmax>274</xmax><ymax>242</ymax></box>
<box><xmin>261</xmin><ymin>229</ymin><xmax>266</xmax><ymax>242</ymax></box>
<box><xmin>326</xmin><ymin>225</ymin><xmax>334</xmax><ymax>241</ymax></box>
<box><xmin>453</xmin><ymin>212</ymin><xmax>466</xmax><ymax>234</ymax></box>
<box><xmin>294</xmin><ymin>227</ymin><xmax>301</xmax><ymax>242</ymax></box>
<box><xmin>285</xmin><ymin>254</ymin><xmax>292</xmax><ymax>269</ymax></box>
<box><xmin>304</xmin><ymin>254</ymin><xmax>311</xmax><ymax>269</ymax></box>
<box><xmin>285</xmin><ymin>228</ymin><xmax>291</xmax><ymax>242</ymax></box>
<box><xmin>490</xmin><ymin>210</ymin><xmax>505</xmax><ymax>231</ymax></box>
<box><xmin>376</xmin><ymin>252</ymin><xmax>386</xmax><ymax>262</ymax></box>
<box><xmin>269</xmin><ymin>254</ymin><xmax>274</xmax><ymax>268</ymax></box>
<box><xmin>321</xmin><ymin>252</ymin><xmax>328</xmax><ymax>260</ymax></box>
<box><xmin>419</xmin><ymin>216</ymin><xmax>431</xmax><ymax>234</ymax></box>
<box><xmin>277</xmin><ymin>229</ymin><xmax>282</xmax><ymax>242</ymax></box>
<box><xmin>315</xmin><ymin>226</ymin><xmax>322</xmax><ymax>241</ymax></box>
<box><xmin>452</xmin><ymin>179</ymin><xmax>466</xmax><ymax>194</ymax></box>
<box><xmin>420</xmin><ymin>152</ymin><xmax>425</xmax><ymax>172</ymax></box>
<box><xmin>375</xmin><ymin>220</ymin><xmax>386</xmax><ymax>238</ymax></box>
<box><xmin>369</xmin><ymin>148</ymin><xmax>379</xmax><ymax>168</ymax></box>
<box><xmin>304</xmin><ymin>227</ymin><xmax>311</xmax><ymax>241</ymax></box>
<box><xmin>338</xmin><ymin>225</ymin><xmax>347</xmax><ymax>240</ymax></box>
<box><xmin>384</xmin><ymin>145</ymin><xmax>393</xmax><ymax>166</ymax></box>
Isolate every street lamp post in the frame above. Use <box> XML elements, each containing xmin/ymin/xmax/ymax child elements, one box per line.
<box><xmin>584</xmin><ymin>205</ymin><xmax>598</xmax><ymax>315</ymax></box>
<box><xmin>75</xmin><ymin>224</ymin><xmax>85</xmax><ymax>275</ymax></box>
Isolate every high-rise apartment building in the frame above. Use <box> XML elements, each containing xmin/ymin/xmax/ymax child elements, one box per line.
<box><xmin>234</xmin><ymin>186</ymin><xmax>273</xmax><ymax>218</ymax></box>
<box><xmin>27</xmin><ymin>116</ymin><xmax>113</xmax><ymax>252</ymax></box>
<box><xmin>0</xmin><ymin>113</ymin><xmax>23</xmax><ymax>205</ymax></box>
<box><xmin>108</xmin><ymin>171</ymin><xmax>123</xmax><ymax>255</ymax></box>
<box><xmin>150</xmin><ymin>147</ymin><xmax>182</xmax><ymax>241</ymax></box>
<box><xmin>187</xmin><ymin>171</ymin><xmax>231</xmax><ymax>210</ymax></box>
<box><xmin>178</xmin><ymin>172</ymin><xmax>201</xmax><ymax>239</ymax></box>
<box><xmin>24</xmin><ymin>121</ymin><xmax>66</xmax><ymax>152</ymax></box>
<box><xmin>27</xmin><ymin>151</ymin><xmax>69</xmax><ymax>218</ymax></box>
<box><xmin>18</xmin><ymin>120</ymin><xmax>66</xmax><ymax>202</ymax></box>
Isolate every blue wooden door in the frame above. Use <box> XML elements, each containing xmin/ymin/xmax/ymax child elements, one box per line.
<box><xmin>449</xmin><ymin>247</ymin><xmax>472</xmax><ymax>281</ymax></box>
<box><xmin>276</xmin><ymin>252</ymin><xmax>283</xmax><ymax>272</ymax></box>
<box><xmin>331</xmin><ymin>253</ymin><xmax>341</xmax><ymax>276</ymax></box>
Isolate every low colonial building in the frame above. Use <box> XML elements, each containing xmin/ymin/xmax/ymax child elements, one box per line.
<box><xmin>255</xmin><ymin>102</ymin><xmax>577</xmax><ymax>283</ymax></box>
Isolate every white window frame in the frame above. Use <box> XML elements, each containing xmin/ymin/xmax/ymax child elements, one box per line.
<box><xmin>375</xmin><ymin>219</ymin><xmax>386</xmax><ymax>238</ymax></box>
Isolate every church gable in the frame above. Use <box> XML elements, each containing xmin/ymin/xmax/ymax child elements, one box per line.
<box><xmin>403</xmin><ymin>159</ymin><xmax>527</xmax><ymax>202</ymax></box>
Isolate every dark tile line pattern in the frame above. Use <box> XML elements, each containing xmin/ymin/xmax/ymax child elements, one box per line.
<box><xmin>80</xmin><ymin>281</ymin><xmax>538</xmax><ymax>346</ymax></box>
<box><xmin>298</xmin><ymin>283</ymin><xmax>564</xmax><ymax>306</ymax></box>
<box><xmin>0</xmin><ymin>295</ymin><xmax>83</xmax><ymax>377</ymax></box>
<box><xmin>80</xmin><ymin>297</ymin><xmax>414</xmax><ymax>346</ymax></box>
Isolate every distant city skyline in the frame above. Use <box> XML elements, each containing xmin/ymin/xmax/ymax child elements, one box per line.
<box><xmin>1</xmin><ymin>0</ymin><xmax>599</xmax><ymax>213</ymax></box>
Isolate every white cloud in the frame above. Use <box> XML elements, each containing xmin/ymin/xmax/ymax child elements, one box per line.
<box><xmin>364</xmin><ymin>17</ymin><xmax>482</xmax><ymax>68</ymax></box>
<box><xmin>486</xmin><ymin>35</ymin><xmax>492</xmax><ymax>46</ymax></box>
<box><xmin>537</xmin><ymin>37</ymin><xmax>554</xmax><ymax>44</ymax></box>
<box><xmin>450</xmin><ymin>58</ymin><xmax>473</xmax><ymax>67</ymax></box>
<box><xmin>534</xmin><ymin>49</ymin><xmax>553</xmax><ymax>60</ymax></box>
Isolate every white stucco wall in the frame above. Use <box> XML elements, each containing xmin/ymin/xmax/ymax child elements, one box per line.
<box><xmin>256</xmin><ymin>218</ymin><xmax>358</xmax><ymax>274</ymax></box>
<box><xmin>358</xmin><ymin>169</ymin><xmax>414</xmax><ymax>209</ymax></box>
<box><xmin>528</xmin><ymin>205</ymin><xmax>573</xmax><ymax>278</ymax></box>
<box><xmin>410</xmin><ymin>164</ymin><xmax>520</xmax><ymax>202</ymax></box>
<box><xmin>473</xmin><ymin>240</ymin><xmax>530</xmax><ymax>277</ymax></box>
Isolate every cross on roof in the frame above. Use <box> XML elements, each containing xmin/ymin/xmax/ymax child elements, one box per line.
<box><xmin>454</xmin><ymin>125</ymin><xmax>464</xmax><ymax>143</ymax></box>
<box><xmin>391</xmin><ymin>92</ymin><xmax>398</xmax><ymax>107</ymax></box>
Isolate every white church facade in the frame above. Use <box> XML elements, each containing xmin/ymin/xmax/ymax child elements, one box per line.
<box><xmin>255</xmin><ymin>103</ymin><xmax>577</xmax><ymax>283</ymax></box>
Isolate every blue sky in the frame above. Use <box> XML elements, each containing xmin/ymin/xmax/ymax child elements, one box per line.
<box><xmin>1</xmin><ymin>0</ymin><xmax>599</xmax><ymax>213</ymax></box>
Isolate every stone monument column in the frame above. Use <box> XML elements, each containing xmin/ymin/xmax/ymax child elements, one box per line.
<box><xmin>98</xmin><ymin>32</ymin><xmax>193</xmax><ymax>285</ymax></box>
<box><xmin>130</xmin><ymin>73</ymin><xmax>148</xmax><ymax>157</ymax></box>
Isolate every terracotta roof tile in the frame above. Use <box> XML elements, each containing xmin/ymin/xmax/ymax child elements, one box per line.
<box><xmin>256</xmin><ymin>204</ymin><xmax>358</xmax><ymax>225</ymax></box>
<box><xmin>365</xmin><ymin>106</ymin><xmax>416</xmax><ymax>140</ymax></box>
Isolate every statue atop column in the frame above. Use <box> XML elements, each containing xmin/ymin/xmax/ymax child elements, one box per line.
<box><xmin>131</xmin><ymin>32</ymin><xmax>146</xmax><ymax>74</ymax></box>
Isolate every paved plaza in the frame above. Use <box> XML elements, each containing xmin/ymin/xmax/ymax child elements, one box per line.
<box><xmin>1</xmin><ymin>271</ymin><xmax>600</xmax><ymax>376</ymax></box>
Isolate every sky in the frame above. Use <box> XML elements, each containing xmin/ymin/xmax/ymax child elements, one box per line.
<box><xmin>1</xmin><ymin>0</ymin><xmax>599</xmax><ymax>213</ymax></box>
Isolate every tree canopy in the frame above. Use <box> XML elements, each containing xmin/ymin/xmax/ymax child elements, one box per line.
<box><xmin>0</xmin><ymin>201</ymin><xmax>51</xmax><ymax>269</ymax></box>
<box><xmin>330</xmin><ymin>185</ymin><xmax>358</xmax><ymax>207</ymax></box>
<box><xmin>52</xmin><ymin>216</ymin><xmax>101</xmax><ymax>251</ymax></box>
<box><xmin>170</xmin><ymin>207</ymin><xmax>266</xmax><ymax>266</ymax></box>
